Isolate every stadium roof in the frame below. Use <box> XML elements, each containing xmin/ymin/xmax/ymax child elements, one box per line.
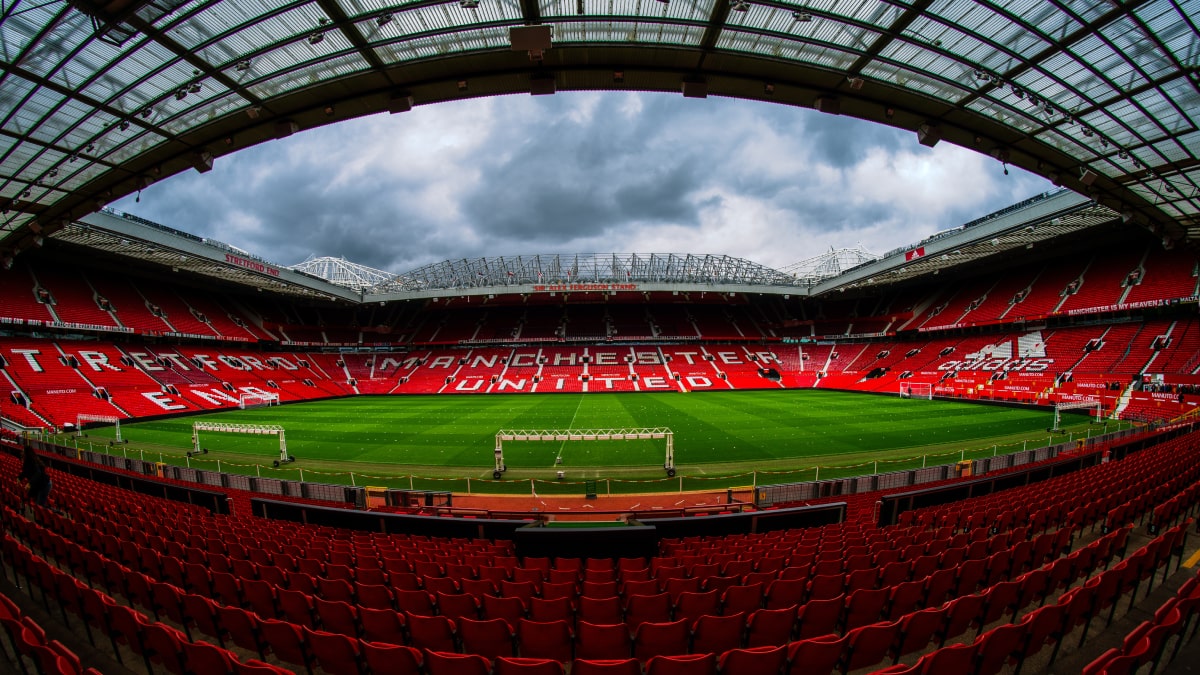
<box><xmin>1</xmin><ymin>0</ymin><xmax>1197</xmax><ymax>267</ymax></box>
<box><xmin>290</xmin><ymin>255</ymin><xmax>395</xmax><ymax>291</ymax></box>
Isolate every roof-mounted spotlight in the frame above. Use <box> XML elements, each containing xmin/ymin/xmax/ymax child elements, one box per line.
<box><xmin>139</xmin><ymin>107</ymin><xmax>153</xmax><ymax>118</ymax></box>
<box><xmin>235</xmin><ymin>59</ymin><xmax>252</xmax><ymax>71</ymax></box>
<box><xmin>308</xmin><ymin>31</ymin><xmax>325</xmax><ymax>45</ymax></box>
<box><xmin>174</xmin><ymin>88</ymin><xmax>188</xmax><ymax>100</ymax></box>
<box><xmin>377</xmin><ymin>13</ymin><xmax>393</xmax><ymax>26</ymax></box>
<box><xmin>729</xmin><ymin>0</ymin><xmax>750</xmax><ymax>11</ymax></box>
<box><xmin>47</xmin><ymin>168</ymin><xmax>58</xmax><ymax>178</ymax></box>
<box><xmin>85</xmin><ymin>143</ymin><xmax>95</xmax><ymax>153</ymax></box>
<box><xmin>460</xmin><ymin>0</ymin><xmax>480</xmax><ymax>7</ymax></box>
<box><xmin>792</xmin><ymin>10</ymin><xmax>812</xmax><ymax>21</ymax></box>
<box><xmin>188</xmin><ymin>82</ymin><xmax>202</xmax><ymax>94</ymax></box>
<box><xmin>118</xmin><ymin>121</ymin><xmax>130</xmax><ymax>131</ymax></box>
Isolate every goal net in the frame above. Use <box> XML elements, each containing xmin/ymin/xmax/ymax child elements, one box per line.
<box><xmin>239</xmin><ymin>392</ymin><xmax>280</xmax><ymax>409</ymax></box>
<box><xmin>192</xmin><ymin>422</ymin><xmax>289</xmax><ymax>465</ymax></box>
<box><xmin>899</xmin><ymin>383</ymin><xmax>933</xmax><ymax>400</ymax></box>
<box><xmin>493</xmin><ymin>427</ymin><xmax>675</xmax><ymax>479</ymax></box>
<box><xmin>76</xmin><ymin>414</ymin><xmax>122</xmax><ymax>441</ymax></box>
<box><xmin>1051</xmin><ymin>399</ymin><xmax>1104</xmax><ymax>431</ymax></box>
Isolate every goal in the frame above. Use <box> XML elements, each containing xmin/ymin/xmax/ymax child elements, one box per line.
<box><xmin>76</xmin><ymin>414</ymin><xmax>122</xmax><ymax>441</ymax></box>
<box><xmin>493</xmin><ymin>427</ymin><xmax>675</xmax><ymax>479</ymax></box>
<box><xmin>1050</xmin><ymin>399</ymin><xmax>1104</xmax><ymax>432</ymax></box>
<box><xmin>899</xmin><ymin>383</ymin><xmax>933</xmax><ymax>400</ymax></box>
<box><xmin>192</xmin><ymin>422</ymin><xmax>291</xmax><ymax>466</ymax></box>
<box><xmin>239</xmin><ymin>392</ymin><xmax>280</xmax><ymax>409</ymax></box>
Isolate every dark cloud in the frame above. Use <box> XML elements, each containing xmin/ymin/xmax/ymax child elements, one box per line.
<box><xmin>114</xmin><ymin>92</ymin><xmax>1052</xmax><ymax>274</ymax></box>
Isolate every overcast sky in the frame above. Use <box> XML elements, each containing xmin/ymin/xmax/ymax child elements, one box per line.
<box><xmin>112</xmin><ymin>91</ymin><xmax>1053</xmax><ymax>274</ymax></box>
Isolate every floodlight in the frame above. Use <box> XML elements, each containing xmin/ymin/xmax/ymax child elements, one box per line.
<box><xmin>792</xmin><ymin>10</ymin><xmax>812</xmax><ymax>21</ymax></box>
<box><xmin>308</xmin><ymin>32</ymin><xmax>325</xmax><ymax>45</ymax></box>
<box><xmin>377</xmin><ymin>13</ymin><xmax>393</xmax><ymax>26</ymax></box>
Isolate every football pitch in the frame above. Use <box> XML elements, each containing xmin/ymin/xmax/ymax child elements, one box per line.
<box><xmin>70</xmin><ymin>390</ymin><xmax>1118</xmax><ymax>493</ymax></box>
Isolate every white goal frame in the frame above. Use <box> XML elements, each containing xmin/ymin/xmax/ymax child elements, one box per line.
<box><xmin>1052</xmin><ymin>399</ymin><xmax>1104</xmax><ymax>431</ymax></box>
<box><xmin>239</xmin><ymin>392</ymin><xmax>280</xmax><ymax>409</ymax></box>
<box><xmin>494</xmin><ymin>427</ymin><xmax>675</xmax><ymax>478</ymax></box>
<box><xmin>899</xmin><ymin>383</ymin><xmax>933</xmax><ymax>400</ymax></box>
<box><xmin>192</xmin><ymin>422</ymin><xmax>288</xmax><ymax>463</ymax></box>
<box><xmin>76</xmin><ymin>414</ymin><xmax>122</xmax><ymax>441</ymax></box>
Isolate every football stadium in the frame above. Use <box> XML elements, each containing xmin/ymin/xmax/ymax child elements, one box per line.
<box><xmin>2</xmin><ymin>0</ymin><xmax>1200</xmax><ymax>673</ymax></box>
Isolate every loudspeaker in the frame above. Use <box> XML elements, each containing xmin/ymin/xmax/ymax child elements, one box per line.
<box><xmin>274</xmin><ymin>120</ymin><xmax>299</xmax><ymax>139</ymax></box>
<box><xmin>1080</xmin><ymin>169</ymin><xmax>1097</xmax><ymax>186</ymax></box>
<box><xmin>388</xmin><ymin>92</ymin><xmax>414</xmax><ymax>114</ymax></box>
<box><xmin>530</xmin><ymin>73</ymin><xmax>556</xmax><ymax>96</ymax></box>
<box><xmin>510</xmin><ymin>25</ymin><xmax>552</xmax><ymax>51</ymax></box>
<box><xmin>191</xmin><ymin>152</ymin><xmax>214</xmax><ymax>174</ymax></box>
<box><xmin>917</xmin><ymin>122</ymin><xmax>941</xmax><ymax>147</ymax></box>
<box><xmin>814</xmin><ymin>95</ymin><xmax>840</xmax><ymax>115</ymax></box>
<box><xmin>681</xmin><ymin>78</ymin><xmax>708</xmax><ymax>99</ymax></box>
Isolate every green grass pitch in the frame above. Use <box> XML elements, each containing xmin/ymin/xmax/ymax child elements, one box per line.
<box><xmin>74</xmin><ymin>390</ymin><xmax>1108</xmax><ymax>489</ymax></box>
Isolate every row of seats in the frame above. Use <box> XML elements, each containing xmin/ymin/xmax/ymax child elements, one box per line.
<box><xmin>0</xmin><ymin>589</ymin><xmax>91</xmax><ymax>675</ymax></box>
<box><xmin>5</xmin><ymin>482</ymin><xmax>1189</xmax><ymax>675</ymax></box>
<box><xmin>0</xmin><ymin>449</ymin><xmax>1190</xmax><ymax>667</ymax></box>
<box><xmin>1084</xmin><ymin>565</ymin><xmax>1200</xmax><ymax>674</ymax></box>
<box><xmin>2</xmin><ymin>427</ymin><xmax>1200</xmax><ymax>667</ymax></box>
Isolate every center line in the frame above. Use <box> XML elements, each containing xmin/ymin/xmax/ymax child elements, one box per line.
<box><xmin>554</xmin><ymin>394</ymin><xmax>586</xmax><ymax>467</ymax></box>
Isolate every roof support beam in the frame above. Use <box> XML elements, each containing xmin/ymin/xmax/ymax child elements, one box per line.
<box><xmin>694</xmin><ymin>0</ymin><xmax>732</xmax><ymax>69</ymax></box>
<box><xmin>845</xmin><ymin>0</ymin><xmax>933</xmax><ymax>77</ymax></box>
<box><xmin>518</xmin><ymin>0</ymin><xmax>541</xmax><ymax>25</ymax></box>
<box><xmin>316</xmin><ymin>0</ymin><xmax>390</xmax><ymax>76</ymax></box>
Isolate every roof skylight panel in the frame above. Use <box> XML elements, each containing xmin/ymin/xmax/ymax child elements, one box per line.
<box><xmin>14</xmin><ymin>12</ymin><xmax>93</xmax><ymax>78</ymax></box>
<box><xmin>719</xmin><ymin>31</ymin><xmax>858</xmax><ymax>68</ymax></box>
<box><xmin>1041</xmin><ymin>50</ymin><xmax>1115</xmax><ymax>108</ymax></box>
<box><xmin>246</xmin><ymin>52</ymin><xmax>370</xmax><ymax>98</ymax></box>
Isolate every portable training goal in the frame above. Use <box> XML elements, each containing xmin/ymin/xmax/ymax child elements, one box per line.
<box><xmin>76</xmin><ymin>414</ymin><xmax>122</xmax><ymax>441</ymax></box>
<box><xmin>493</xmin><ymin>427</ymin><xmax>675</xmax><ymax>479</ymax></box>
<box><xmin>239</xmin><ymin>392</ymin><xmax>280</xmax><ymax>409</ymax></box>
<box><xmin>1051</xmin><ymin>399</ymin><xmax>1105</xmax><ymax>431</ymax></box>
<box><xmin>899</xmin><ymin>382</ymin><xmax>933</xmax><ymax>400</ymax></box>
<box><xmin>192</xmin><ymin>422</ymin><xmax>291</xmax><ymax>465</ymax></box>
